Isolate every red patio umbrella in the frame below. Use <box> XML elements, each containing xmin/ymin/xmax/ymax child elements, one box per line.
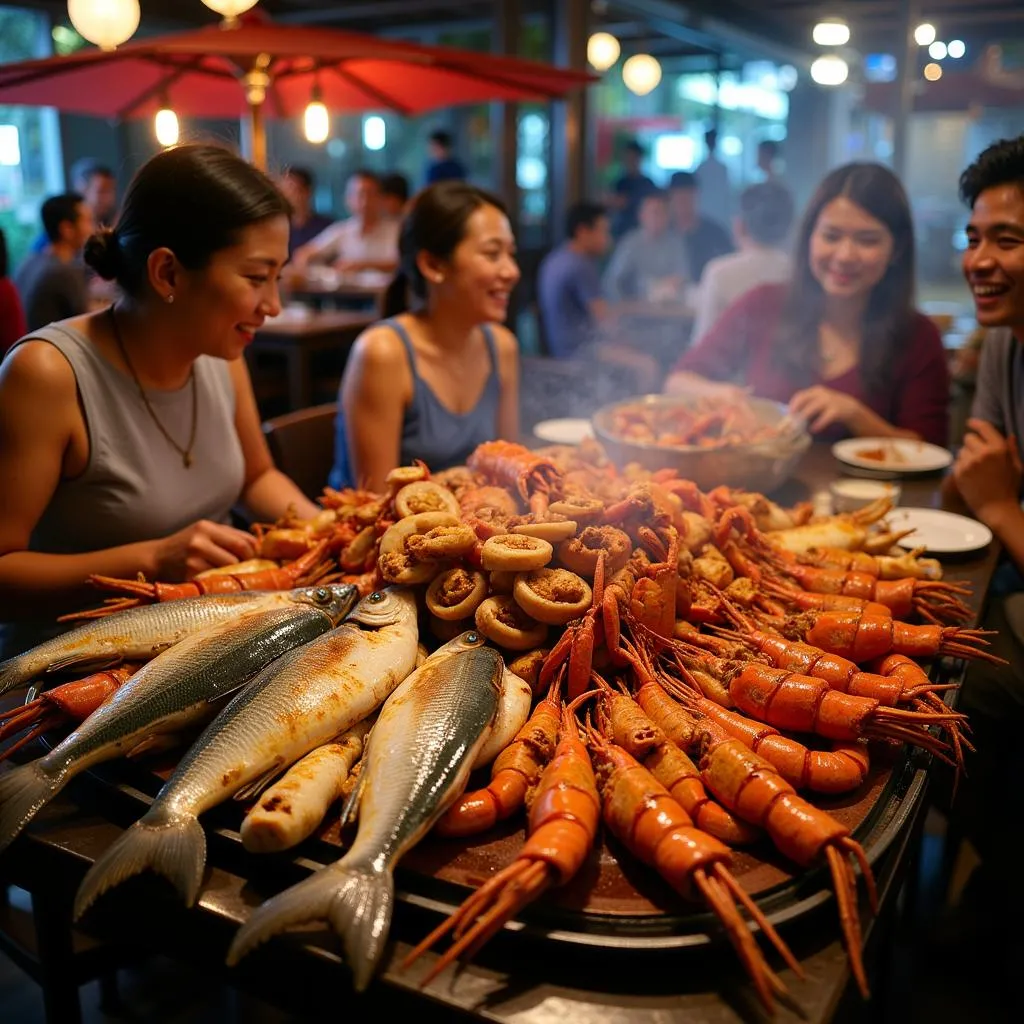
<box><xmin>0</xmin><ymin>16</ymin><xmax>595</xmax><ymax>167</ymax></box>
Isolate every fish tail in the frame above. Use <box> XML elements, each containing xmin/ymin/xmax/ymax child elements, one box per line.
<box><xmin>227</xmin><ymin>862</ymin><xmax>393</xmax><ymax>991</ymax></box>
<box><xmin>0</xmin><ymin>655</ymin><xmax>30</xmax><ymax>697</ymax></box>
<box><xmin>0</xmin><ymin>761</ymin><xmax>61</xmax><ymax>852</ymax></box>
<box><xmin>74</xmin><ymin>809</ymin><xmax>206</xmax><ymax>920</ymax></box>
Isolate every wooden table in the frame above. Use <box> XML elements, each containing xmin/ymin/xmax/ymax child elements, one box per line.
<box><xmin>283</xmin><ymin>272</ymin><xmax>388</xmax><ymax>311</ymax></box>
<box><xmin>248</xmin><ymin>310</ymin><xmax>373</xmax><ymax>412</ymax></box>
<box><xmin>0</xmin><ymin>445</ymin><xmax>1001</xmax><ymax>1024</ymax></box>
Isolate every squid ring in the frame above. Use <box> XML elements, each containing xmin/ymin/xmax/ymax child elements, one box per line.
<box><xmin>487</xmin><ymin>570</ymin><xmax>517</xmax><ymax>594</ymax></box>
<box><xmin>474</xmin><ymin>596</ymin><xmax>549</xmax><ymax>651</ymax></box>
<box><xmin>428</xmin><ymin>613</ymin><xmax>475</xmax><ymax>643</ymax></box>
<box><xmin>385</xmin><ymin>463</ymin><xmax>429</xmax><ymax>490</ymax></box>
<box><xmin>426</xmin><ymin>568</ymin><xmax>489</xmax><ymax>621</ymax></box>
<box><xmin>394</xmin><ymin>481</ymin><xmax>460</xmax><ymax>519</ymax></box>
<box><xmin>512</xmin><ymin>568</ymin><xmax>593</xmax><ymax>626</ymax></box>
<box><xmin>378</xmin><ymin>511</ymin><xmax>458</xmax><ymax>585</ymax></box>
<box><xmin>406</xmin><ymin>523</ymin><xmax>478</xmax><ymax>562</ymax></box>
<box><xmin>557</xmin><ymin>526</ymin><xmax>632</xmax><ymax>579</ymax></box>
<box><xmin>548</xmin><ymin>497</ymin><xmax>605</xmax><ymax>525</ymax></box>
<box><xmin>480</xmin><ymin>533</ymin><xmax>553</xmax><ymax>572</ymax></box>
<box><xmin>507</xmin><ymin>647</ymin><xmax>552</xmax><ymax>694</ymax></box>
<box><xmin>511</xmin><ymin>519</ymin><xmax>578</xmax><ymax>543</ymax></box>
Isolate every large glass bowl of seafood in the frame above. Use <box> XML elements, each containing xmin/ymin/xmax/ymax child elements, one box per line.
<box><xmin>592</xmin><ymin>392</ymin><xmax>811</xmax><ymax>493</ymax></box>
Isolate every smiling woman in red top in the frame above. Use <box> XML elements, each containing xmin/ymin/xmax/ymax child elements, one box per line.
<box><xmin>666</xmin><ymin>162</ymin><xmax>950</xmax><ymax>446</ymax></box>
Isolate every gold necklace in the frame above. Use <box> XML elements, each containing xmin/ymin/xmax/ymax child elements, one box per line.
<box><xmin>109</xmin><ymin>305</ymin><xmax>198</xmax><ymax>469</ymax></box>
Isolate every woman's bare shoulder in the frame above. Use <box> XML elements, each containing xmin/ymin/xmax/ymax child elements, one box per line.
<box><xmin>0</xmin><ymin>340</ymin><xmax>77</xmax><ymax>399</ymax></box>
<box><xmin>350</xmin><ymin>321</ymin><xmax>409</xmax><ymax>371</ymax></box>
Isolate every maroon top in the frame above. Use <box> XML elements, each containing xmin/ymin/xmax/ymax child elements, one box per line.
<box><xmin>0</xmin><ymin>278</ymin><xmax>26</xmax><ymax>357</ymax></box>
<box><xmin>673</xmin><ymin>283</ymin><xmax>950</xmax><ymax>445</ymax></box>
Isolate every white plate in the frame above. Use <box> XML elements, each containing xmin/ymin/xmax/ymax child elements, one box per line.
<box><xmin>832</xmin><ymin>437</ymin><xmax>953</xmax><ymax>474</ymax></box>
<box><xmin>533</xmin><ymin>418</ymin><xmax>594</xmax><ymax>445</ymax></box>
<box><xmin>888</xmin><ymin>507</ymin><xmax>993</xmax><ymax>555</ymax></box>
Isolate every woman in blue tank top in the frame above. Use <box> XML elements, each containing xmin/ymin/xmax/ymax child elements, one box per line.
<box><xmin>330</xmin><ymin>181</ymin><xmax>520</xmax><ymax>491</ymax></box>
<box><xmin>0</xmin><ymin>145</ymin><xmax>321</xmax><ymax>648</ymax></box>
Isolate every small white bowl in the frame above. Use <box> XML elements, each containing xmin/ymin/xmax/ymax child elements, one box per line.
<box><xmin>829</xmin><ymin>478</ymin><xmax>901</xmax><ymax>514</ymax></box>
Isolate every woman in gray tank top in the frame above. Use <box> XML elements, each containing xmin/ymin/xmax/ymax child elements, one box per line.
<box><xmin>332</xmin><ymin>181</ymin><xmax>521</xmax><ymax>492</ymax></box>
<box><xmin>0</xmin><ymin>145</ymin><xmax>321</xmax><ymax>656</ymax></box>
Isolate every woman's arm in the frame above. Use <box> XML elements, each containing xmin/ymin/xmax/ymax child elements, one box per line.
<box><xmin>229</xmin><ymin>359</ymin><xmax>320</xmax><ymax>522</ymax></box>
<box><xmin>0</xmin><ymin>346</ymin><xmax>259</xmax><ymax>619</ymax></box>
<box><xmin>339</xmin><ymin>327</ymin><xmax>409</xmax><ymax>492</ymax></box>
<box><xmin>889</xmin><ymin>317</ymin><xmax>951</xmax><ymax>446</ymax></box>
<box><xmin>492</xmin><ymin>325</ymin><xmax>521</xmax><ymax>442</ymax></box>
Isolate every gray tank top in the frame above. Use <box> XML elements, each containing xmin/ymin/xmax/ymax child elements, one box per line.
<box><xmin>0</xmin><ymin>323</ymin><xmax>245</xmax><ymax>657</ymax></box>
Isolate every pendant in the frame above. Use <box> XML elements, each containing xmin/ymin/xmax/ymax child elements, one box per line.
<box><xmin>183</xmin><ymin>452</ymin><xmax>193</xmax><ymax>469</ymax></box>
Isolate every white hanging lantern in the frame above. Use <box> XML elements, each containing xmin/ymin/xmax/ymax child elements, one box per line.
<box><xmin>155</xmin><ymin>107</ymin><xmax>179</xmax><ymax>147</ymax></box>
<box><xmin>810</xmin><ymin>54</ymin><xmax>849</xmax><ymax>86</ymax></box>
<box><xmin>812</xmin><ymin>19</ymin><xmax>850</xmax><ymax>47</ymax></box>
<box><xmin>622</xmin><ymin>54</ymin><xmax>662</xmax><ymax>96</ymax></box>
<box><xmin>67</xmin><ymin>0</ymin><xmax>140</xmax><ymax>51</ymax></box>
<box><xmin>201</xmin><ymin>0</ymin><xmax>260</xmax><ymax>25</ymax></box>
<box><xmin>303</xmin><ymin>92</ymin><xmax>329</xmax><ymax>144</ymax></box>
<box><xmin>587</xmin><ymin>32</ymin><xmax>620</xmax><ymax>72</ymax></box>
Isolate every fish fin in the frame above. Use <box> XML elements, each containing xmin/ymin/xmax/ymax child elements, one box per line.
<box><xmin>48</xmin><ymin>653</ymin><xmax>122</xmax><ymax>674</ymax></box>
<box><xmin>226</xmin><ymin>863</ymin><xmax>393</xmax><ymax>992</ymax></box>
<box><xmin>0</xmin><ymin>762</ymin><xmax>62</xmax><ymax>852</ymax></box>
<box><xmin>74</xmin><ymin>810</ymin><xmax>207</xmax><ymax>919</ymax></box>
<box><xmin>233</xmin><ymin>759</ymin><xmax>288</xmax><ymax>803</ymax></box>
<box><xmin>336</xmin><ymin>761</ymin><xmax>365</xmax><ymax>829</ymax></box>
<box><xmin>125</xmin><ymin>733</ymin><xmax>185</xmax><ymax>760</ymax></box>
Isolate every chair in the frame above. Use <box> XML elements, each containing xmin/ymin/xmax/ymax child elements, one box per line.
<box><xmin>262</xmin><ymin>403</ymin><xmax>338</xmax><ymax>500</ymax></box>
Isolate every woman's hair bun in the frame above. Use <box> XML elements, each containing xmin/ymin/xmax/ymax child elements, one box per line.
<box><xmin>83</xmin><ymin>228</ymin><xmax>121</xmax><ymax>281</ymax></box>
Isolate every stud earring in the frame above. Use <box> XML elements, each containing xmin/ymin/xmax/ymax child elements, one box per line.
<box><xmin>166</xmin><ymin>294</ymin><xmax>175</xmax><ymax>304</ymax></box>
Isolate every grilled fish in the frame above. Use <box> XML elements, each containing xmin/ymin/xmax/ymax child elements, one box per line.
<box><xmin>73</xmin><ymin>588</ymin><xmax>418</xmax><ymax>916</ymax></box>
<box><xmin>0</xmin><ymin>585</ymin><xmax>358</xmax><ymax>852</ymax></box>
<box><xmin>227</xmin><ymin>631</ymin><xmax>504</xmax><ymax>990</ymax></box>
<box><xmin>0</xmin><ymin>586</ymin><xmax>354</xmax><ymax>697</ymax></box>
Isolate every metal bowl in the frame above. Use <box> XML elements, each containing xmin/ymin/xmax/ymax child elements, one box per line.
<box><xmin>592</xmin><ymin>393</ymin><xmax>811</xmax><ymax>493</ymax></box>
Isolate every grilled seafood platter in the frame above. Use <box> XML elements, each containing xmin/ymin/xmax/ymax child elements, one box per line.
<box><xmin>0</xmin><ymin>438</ymin><xmax>990</xmax><ymax>1009</ymax></box>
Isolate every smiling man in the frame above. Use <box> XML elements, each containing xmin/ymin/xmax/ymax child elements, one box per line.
<box><xmin>942</xmin><ymin>136</ymin><xmax>1024</xmax><ymax>960</ymax></box>
<box><xmin>952</xmin><ymin>137</ymin><xmax>1024</xmax><ymax>569</ymax></box>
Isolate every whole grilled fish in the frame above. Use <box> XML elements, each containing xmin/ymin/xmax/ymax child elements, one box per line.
<box><xmin>0</xmin><ymin>586</ymin><xmax>354</xmax><ymax>697</ymax></box>
<box><xmin>227</xmin><ymin>631</ymin><xmax>505</xmax><ymax>990</ymax></box>
<box><xmin>0</xmin><ymin>585</ymin><xmax>358</xmax><ymax>853</ymax></box>
<box><xmin>73</xmin><ymin>588</ymin><xmax>419</xmax><ymax>917</ymax></box>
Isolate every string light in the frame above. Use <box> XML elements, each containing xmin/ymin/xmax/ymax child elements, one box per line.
<box><xmin>923</xmin><ymin>62</ymin><xmax>943</xmax><ymax>82</ymax></box>
<box><xmin>812</xmin><ymin>19</ymin><xmax>850</xmax><ymax>47</ymax></box>
<box><xmin>154</xmin><ymin>106</ymin><xmax>179</xmax><ymax>147</ymax></box>
<box><xmin>66</xmin><ymin>0</ymin><xmax>140</xmax><ymax>51</ymax></box>
<box><xmin>810</xmin><ymin>55</ymin><xmax>849</xmax><ymax>86</ymax></box>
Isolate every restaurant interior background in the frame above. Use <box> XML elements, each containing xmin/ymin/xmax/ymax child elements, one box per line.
<box><xmin>2</xmin><ymin>0</ymin><xmax>1024</xmax><ymax>350</ymax></box>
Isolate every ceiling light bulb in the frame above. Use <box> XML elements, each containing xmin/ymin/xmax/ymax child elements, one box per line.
<box><xmin>155</xmin><ymin>107</ymin><xmax>179</xmax><ymax>147</ymax></box>
<box><xmin>923</xmin><ymin>62</ymin><xmax>943</xmax><ymax>82</ymax></box>
<box><xmin>914</xmin><ymin>23</ymin><xmax>936</xmax><ymax>46</ymax></box>
<box><xmin>622</xmin><ymin>54</ymin><xmax>662</xmax><ymax>96</ymax></box>
<box><xmin>587</xmin><ymin>32</ymin><xmax>620</xmax><ymax>71</ymax></box>
<box><xmin>929</xmin><ymin>41</ymin><xmax>947</xmax><ymax>60</ymax></box>
<box><xmin>810</xmin><ymin>54</ymin><xmax>849</xmax><ymax>86</ymax></box>
<box><xmin>947</xmin><ymin>40</ymin><xmax>966</xmax><ymax>59</ymax></box>
<box><xmin>812</xmin><ymin>19</ymin><xmax>850</xmax><ymax>47</ymax></box>
<box><xmin>67</xmin><ymin>0</ymin><xmax>140</xmax><ymax>51</ymax></box>
<box><xmin>304</xmin><ymin>101</ymin><xmax>329</xmax><ymax>144</ymax></box>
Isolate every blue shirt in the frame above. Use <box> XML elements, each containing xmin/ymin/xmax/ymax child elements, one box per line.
<box><xmin>426</xmin><ymin>157</ymin><xmax>467</xmax><ymax>185</ymax></box>
<box><xmin>611</xmin><ymin>172</ymin><xmax>656</xmax><ymax>237</ymax></box>
<box><xmin>288</xmin><ymin>213</ymin><xmax>334</xmax><ymax>256</ymax></box>
<box><xmin>537</xmin><ymin>243</ymin><xmax>603</xmax><ymax>359</ymax></box>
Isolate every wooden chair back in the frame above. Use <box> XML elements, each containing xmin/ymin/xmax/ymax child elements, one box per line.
<box><xmin>262</xmin><ymin>403</ymin><xmax>338</xmax><ymax>500</ymax></box>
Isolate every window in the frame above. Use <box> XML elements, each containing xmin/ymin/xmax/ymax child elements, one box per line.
<box><xmin>0</xmin><ymin>6</ymin><xmax>63</xmax><ymax>270</ymax></box>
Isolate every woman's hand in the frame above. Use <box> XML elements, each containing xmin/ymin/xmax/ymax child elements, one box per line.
<box><xmin>953</xmin><ymin>418</ymin><xmax>1023</xmax><ymax>527</ymax></box>
<box><xmin>152</xmin><ymin>520</ymin><xmax>258</xmax><ymax>581</ymax></box>
<box><xmin>787</xmin><ymin>386</ymin><xmax>868</xmax><ymax>434</ymax></box>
